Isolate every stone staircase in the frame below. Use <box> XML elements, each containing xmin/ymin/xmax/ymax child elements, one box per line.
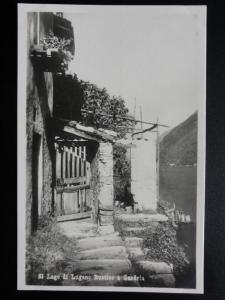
<box><xmin>115</xmin><ymin>212</ymin><xmax>176</xmax><ymax>287</ymax></box>
<box><xmin>57</xmin><ymin>213</ymin><xmax>175</xmax><ymax>287</ymax></box>
<box><xmin>58</xmin><ymin>219</ymin><xmax>139</xmax><ymax>286</ymax></box>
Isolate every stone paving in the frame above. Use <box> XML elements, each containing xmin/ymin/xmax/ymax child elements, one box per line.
<box><xmin>57</xmin><ymin>213</ymin><xmax>175</xmax><ymax>287</ymax></box>
<box><xmin>58</xmin><ymin>218</ymin><xmax>139</xmax><ymax>286</ymax></box>
<box><xmin>116</xmin><ymin>212</ymin><xmax>175</xmax><ymax>287</ymax></box>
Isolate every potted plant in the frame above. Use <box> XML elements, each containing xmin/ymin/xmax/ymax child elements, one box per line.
<box><xmin>30</xmin><ymin>31</ymin><xmax>74</xmax><ymax>73</ymax></box>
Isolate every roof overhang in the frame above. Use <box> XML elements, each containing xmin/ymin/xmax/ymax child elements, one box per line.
<box><xmin>54</xmin><ymin>119</ymin><xmax>117</xmax><ymax>143</ymax></box>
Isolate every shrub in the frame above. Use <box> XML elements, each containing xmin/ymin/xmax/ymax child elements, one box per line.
<box><xmin>40</xmin><ymin>31</ymin><xmax>74</xmax><ymax>71</ymax></box>
<box><xmin>143</xmin><ymin>221</ymin><xmax>189</xmax><ymax>278</ymax></box>
<box><xmin>26</xmin><ymin>215</ymin><xmax>77</xmax><ymax>285</ymax></box>
<box><xmin>113</xmin><ymin>144</ymin><xmax>131</xmax><ymax>202</ymax></box>
<box><xmin>80</xmin><ymin>81</ymin><xmax>133</xmax><ymax>138</ymax></box>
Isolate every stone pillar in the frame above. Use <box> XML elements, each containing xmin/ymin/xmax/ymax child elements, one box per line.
<box><xmin>131</xmin><ymin>133</ymin><xmax>157</xmax><ymax>211</ymax></box>
<box><xmin>98</xmin><ymin>142</ymin><xmax>114</xmax><ymax>208</ymax></box>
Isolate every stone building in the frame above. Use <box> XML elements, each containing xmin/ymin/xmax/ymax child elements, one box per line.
<box><xmin>26</xmin><ymin>12</ymin><xmax>116</xmax><ymax>235</ymax></box>
<box><xmin>26</xmin><ymin>12</ymin><xmax>74</xmax><ymax>235</ymax></box>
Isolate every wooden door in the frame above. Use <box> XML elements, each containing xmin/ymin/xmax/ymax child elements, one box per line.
<box><xmin>55</xmin><ymin>143</ymin><xmax>91</xmax><ymax>221</ymax></box>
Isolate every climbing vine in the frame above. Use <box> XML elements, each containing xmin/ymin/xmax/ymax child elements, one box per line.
<box><xmin>78</xmin><ymin>79</ymin><xmax>133</xmax><ymax>199</ymax></box>
<box><xmin>79</xmin><ymin>80</ymin><xmax>133</xmax><ymax>138</ymax></box>
<box><xmin>113</xmin><ymin>145</ymin><xmax>131</xmax><ymax>201</ymax></box>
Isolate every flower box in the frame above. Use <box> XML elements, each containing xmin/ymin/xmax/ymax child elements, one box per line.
<box><xmin>30</xmin><ymin>32</ymin><xmax>74</xmax><ymax>73</ymax></box>
<box><xmin>30</xmin><ymin>47</ymin><xmax>67</xmax><ymax>73</ymax></box>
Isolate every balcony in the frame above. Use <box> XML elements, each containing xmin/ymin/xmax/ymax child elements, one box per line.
<box><xmin>30</xmin><ymin>13</ymin><xmax>74</xmax><ymax>73</ymax></box>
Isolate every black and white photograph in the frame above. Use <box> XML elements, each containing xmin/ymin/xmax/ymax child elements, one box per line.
<box><xmin>17</xmin><ymin>4</ymin><xmax>206</xmax><ymax>293</ymax></box>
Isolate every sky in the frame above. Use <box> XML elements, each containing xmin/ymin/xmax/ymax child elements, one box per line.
<box><xmin>65</xmin><ymin>6</ymin><xmax>206</xmax><ymax>134</ymax></box>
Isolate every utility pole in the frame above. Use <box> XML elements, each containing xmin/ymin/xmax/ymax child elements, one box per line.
<box><xmin>156</xmin><ymin>117</ymin><xmax>160</xmax><ymax>204</ymax></box>
<box><xmin>140</xmin><ymin>105</ymin><xmax>143</xmax><ymax>139</ymax></box>
<box><xmin>133</xmin><ymin>97</ymin><xmax>136</xmax><ymax>120</ymax></box>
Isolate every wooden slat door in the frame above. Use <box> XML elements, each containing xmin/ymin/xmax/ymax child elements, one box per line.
<box><xmin>55</xmin><ymin>143</ymin><xmax>91</xmax><ymax>220</ymax></box>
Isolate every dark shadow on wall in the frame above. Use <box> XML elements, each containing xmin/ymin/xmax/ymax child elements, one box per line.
<box><xmin>31</xmin><ymin>132</ymin><xmax>41</xmax><ymax>233</ymax></box>
<box><xmin>33</xmin><ymin>65</ymin><xmax>56</xmax><ymax>214</ymax></box>
<box><xmin>53</xmin><ymin>74</ymin><xmax>84</xmax><ymax>121</ymax></box>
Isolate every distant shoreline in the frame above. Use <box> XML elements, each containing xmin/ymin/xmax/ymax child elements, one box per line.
<box><xmin>160</xmin><ymin>164</ymin><xmax>197</xmax><ymax>167</ymax></box>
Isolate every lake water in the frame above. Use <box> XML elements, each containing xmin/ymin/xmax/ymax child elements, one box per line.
<box><xmin>160</xmin><ymin>165</ymin><xmax>197</xmax><ymax>288</ymax></box>
<box><xmin>159</xmin><ymin>165</ymin><xmax>197</xmax><ymax>222</ymax></box>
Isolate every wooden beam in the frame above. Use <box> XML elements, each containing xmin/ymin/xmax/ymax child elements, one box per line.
<box><xmin>57</xmin><ymin>211</ymin><xmax>91</xmax><ymax>222</ymax></box>
<box><xmin>63</xmin><ymin>126</ymin><xmax>102</xmax><ymax>142</ymax></box>
<box><xmin>62</xmin><ymin>148</ymin><xmax>66</xmax><ymax>178</ymax></box>
<box><xmin>56</xmin><ymin>184</ymin><xmax>90</xmax><ymax>194</ymax></box>
<box><xmin>81</xmin><ymin>109</ymin><xmax>169</xmax><ymax>128</ymax></box>
<box><xmin>67</xmin><ymin>148</ymin><xmax>70</xmax><ymax>178</ymax></box>
<box><xmin>56</xmin><ymin>176</ymin><xmax>87</xmax><ymax>185</ymax></box>
<box><xmin>156</xmin><ymin>117</ymin><xmax>160</xmax><ymax>203</ymax></box>
<box><xmin>71</xmin><ymin>152</ymin><xmax>74</xmax><ymax>177</ymax></box>
<box><xmin>56</xmin><ymin>148</ymin><xmax>61</xmax><ymax>179</ymax></box>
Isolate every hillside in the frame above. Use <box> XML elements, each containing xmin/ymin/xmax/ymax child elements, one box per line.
<box><xmin>159</xmin><ymin>112</ymin><xmax>197</xmax><ymax>166</ymax></box>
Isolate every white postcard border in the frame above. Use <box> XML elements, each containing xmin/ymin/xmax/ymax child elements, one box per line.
<box><xmin>17</xmin><ymin>4</ymin><xmax>206</xmax><ymax>293</ymax></box>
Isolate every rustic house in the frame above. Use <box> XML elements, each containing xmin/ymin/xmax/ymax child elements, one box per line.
<box><xmin>26</xmin><ymin>12</ymin><xmax>116</xmax><ymax>236</ymax></box>
<box><xmin>26</xmin><ymin>12</ymin><xmax>74</xmax><ymax>235</ymax></box>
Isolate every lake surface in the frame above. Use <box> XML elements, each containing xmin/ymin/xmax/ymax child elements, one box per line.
<box><xmin>159</xmin><ymin>165</ymin><xmax>197</xmax><ymax>288</ymax></box>
<box><xmin>159</xmin><ymin>165</ymin><xmax>197</xmax><ymax>222</ymax></box>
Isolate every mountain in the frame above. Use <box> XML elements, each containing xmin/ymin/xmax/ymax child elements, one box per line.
<box><xmin>159</xmin><ymin>112</ymin><xmax>197</xmax><ymax>166</ymax></box>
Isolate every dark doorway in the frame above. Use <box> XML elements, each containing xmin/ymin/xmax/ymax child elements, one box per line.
<box><xmin>31</xmin><ymin>132</ymin><xmax>42</xmax><ymax>233</ymax></box>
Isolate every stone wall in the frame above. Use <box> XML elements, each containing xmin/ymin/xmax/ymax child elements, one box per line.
<box><xmin>98</xmin><ymin>142</ymin><xmax>114</xmax><ymax>208</ymax></box>
<box><xmin>131</xmin><ymin>133</ymin><xmax>157</xmax><ymax>211</ymax></box>
<box><xmin>26</xmin><ymin>13</ymin><xmax>54</xmax><ymax>236</ymax></box>
<box><xmin>90</xmin><ymin>146</ymin><xmax>100</xmax><ymax>223</ymax></box>
<box><xmin>89</xmin><ymin>142</ymin><xmax>114</xmax><ymax>222</ymax></box>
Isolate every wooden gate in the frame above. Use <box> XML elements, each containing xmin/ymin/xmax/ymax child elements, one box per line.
<box><xmin>55</xmin><ymin>143</ymin><xmax>91</xmax><ymax>221</ymax></box>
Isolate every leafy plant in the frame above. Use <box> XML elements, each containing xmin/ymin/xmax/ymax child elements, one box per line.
<box><xmin>113</xmin><ymin>144</ymin><xmax>131</xmax><ymax>201</ymax></box>
<box><xmin>26</xmin><ymin>216</ymin><xmax>77</xmax><ymax>285</ymax></box>
<box><xmin>143</xmin><ymin>222</ymin><xmax>189</xmax><ymax>278</ymax></box>
<box><xmin>80</xmin><ymin>80</ymin><xmax>133</xmax><ymax>138</ymax></box>
<box><xmin>40</xmin><ymin>31</ymin><xmax>74</xmax><ymax>71</ymax></box>
<box><xmin>54</xmin><ymin>76</ymin><xmax>133</xmax><ymax>199</ymax></box>
<box><xmin>40</xmin><ymin>31</ymin><xmax>72</xmax><ymax>51</ymax></box>
<box><xmin>77</xmin><ymin>80</ymin><xmax>133</xmax><ymax>200</ymax></box>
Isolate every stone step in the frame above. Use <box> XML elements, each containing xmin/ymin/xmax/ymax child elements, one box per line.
<box><xmin>134</xmin><ymin>260</ymin><xmax>175</xmax><ymax>287</ymax></box>
<box><xmin>76</xmin><ymin>246</ymin><xmax>128</xmax><ymax>260</ymax></box>
<box><xmin>135</xmin><ymin>261</ymin><xmax>172</xmax><ymax>275</ymax></box>
<box><xmin>127</xmin><ymin>248</ymin><xmax>145</xmax><ymax>261</ymax></box>
<box><xmin>124</xmin><ymin>237</ymin><xmax>143</xmax><ymax>248</ymax></box>
<box><xmin>76</xmin><ymin>235</ymin><xmax>123</xmax><ymax>251</ymax></box>
<box><xmin>145</xmin><ymin>274</ymin><xmax>175</xmax><ymax>288</ymax></box>
<box><xmin>79</xmin><ymin>279</ymin><xmax>122</xmax><ymax>286</ymax></box>
<box><xmin>117</xmin><ymin>213</ymin><xmax>168</xmax><ymax>223</ymax></box>
<box><xmin>64</xmin><ymin>230</ymin><xmax>98</xmax><ymax>239</ymax></box>
<box><xmin>97</xmin><ymin>224</ymin><xmax>115</xmax><ymax>235</ymax></box>
<box><xmin>70</xmin><ymin>259</ymin><xmax>132</xmax><ymax>275</ymax></box>
<box><xmin>123</xmin><ymin>227</ymin><xmax>149</xmax><ymax>234</ymax></box>
<box><xmin>122</xmin><ymin>223</ymin><xmax>159</xmax><ymax>236</ymax></box>
<box><xmin>61</xmin><ymin>277</ymin><xmax>139</xmax><ymax>287</ymax></box>
<box><xmin>78</xmin><ymin>277</ymin><xmax>141</xmax><ymax>287</ymax></box>
<box><xmin>58</xmin><ymin>220</ymin><xmax>97</xmax><ymax>238</ymax></box>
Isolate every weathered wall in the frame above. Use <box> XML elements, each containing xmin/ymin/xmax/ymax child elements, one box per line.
<box><xmin>89</xmin><ymin>142</ymin><xmax>114</xmax><ymax>222</ymax></box>
<box><xmin>98</xmin><ymin>142</ymin><xmax>114</xmax><ymax>208</ymax></box>
<box><xmin>90</xmin><ymin>147</ymin><xmax>100</xmax><ymax>223</ymax></box>
<box><xmin>131</xmin><ymin>133</ymin><xmax>157</xmax><ymax>211</ymax></box>
<box><xmin>26</xmin><ymin>13</ymin><xmax>54</xmax><ymax>236</ymax></box>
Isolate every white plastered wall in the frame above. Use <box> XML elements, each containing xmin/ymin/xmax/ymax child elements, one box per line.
<box><xmin>131</xmin><ymin>132</ymin><xmax>157</xmax><ymax>211</ymax></box>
